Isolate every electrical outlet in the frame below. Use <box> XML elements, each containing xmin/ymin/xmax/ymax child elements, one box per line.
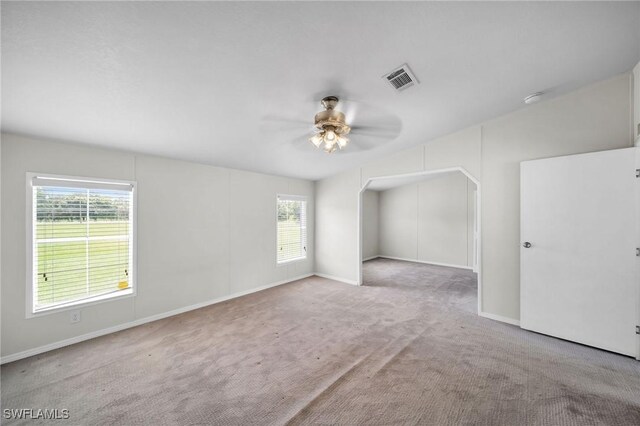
<box><xmin>70</xmin><ymin>310</ymin><xmax>81</xmax><ymax>324</ymax></box>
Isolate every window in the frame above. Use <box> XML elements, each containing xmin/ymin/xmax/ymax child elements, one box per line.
<box><xmin>27</xmin><ymin>174</ymin><xmax>135</xmax><ymax>315</ymax></box>
<box><xmin>277</xmin><ymin>195</ymin><xmax>307</xmax><ymax>264</ymax></box>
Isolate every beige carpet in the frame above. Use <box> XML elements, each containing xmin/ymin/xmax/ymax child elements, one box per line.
<box><xmin>2</xmin><ymin>258</ymin><xmax>640</xmax><ymax>425</ymax></box>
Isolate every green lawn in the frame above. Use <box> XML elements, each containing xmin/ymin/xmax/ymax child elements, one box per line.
<box><xmin>36</xmin><ymin>221</ymin><xmax>130</xmax><ymax>307</ymax></box>
<box><xmin>36</xmin><ymin>221</ymin><xmax>129</xmax><ymax>239</ymax></box>
<box><xmin>277</xmin><ymin>220</ymin><xmax>305</xmax><ymax>262</ymax></box>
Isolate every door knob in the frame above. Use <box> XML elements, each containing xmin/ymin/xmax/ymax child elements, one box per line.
<box><xmin>522</xmin><ymin>242</ymin><xmax>532</xmax><ymax>248</ymax></box>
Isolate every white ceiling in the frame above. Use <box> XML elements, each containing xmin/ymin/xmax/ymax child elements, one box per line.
<box><xmin>2</xmin><ymin>2</ymin><xmax>639</xmax><ymax>180</ymax></box>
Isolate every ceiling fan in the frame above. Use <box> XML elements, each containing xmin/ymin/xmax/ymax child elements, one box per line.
<box><xmin>261</xmin><ymin>95</ymin><xmax>401</xmax><ymax>154</ymax></box>
<box><xmin>309</xmin><ymin>96</ymin><xmax>351</xmax><ymax>153</ymax></box>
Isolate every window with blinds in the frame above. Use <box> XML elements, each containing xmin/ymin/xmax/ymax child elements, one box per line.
<box><xmin>29</xmin><ymin>175</ymin><xmax>135</xmax><ymax>314</ymax></box>
<box><xmin>277</xmin><ymin>195</ymin><xmax>307</xmax><ymax>264</ymax></box>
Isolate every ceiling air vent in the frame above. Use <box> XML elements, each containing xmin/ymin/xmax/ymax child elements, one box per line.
<box><xmin>383</xmin><ymin>64</ymin><xmax>418</xmax><ymax>91</ymax></box>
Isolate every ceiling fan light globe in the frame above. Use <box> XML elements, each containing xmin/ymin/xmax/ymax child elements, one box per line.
<box><xmin>309</xmin><ymin>134</ymin><xmax>323</xmax><ymax>148</ymax></box>
<box><xmin>324</xmin><ymin>143</ymin><xmax>338</xmax><ymax>154</ymax></box>
<box><xmin>336</xmin><ymin>135</ymin><xmax>348</xmax><ymax>149</ymax></box>
<box><xmin>324</xmin><ymin>137</ymin><xmax>338</xmax><ymax>152</ymax></box>
<box><xmin>325</xmin><ymin>129</ymin><xmax>336</xmax><ymax>142</ymax></box>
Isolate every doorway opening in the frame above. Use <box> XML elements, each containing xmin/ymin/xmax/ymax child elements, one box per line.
<box><xmin>357</xmin><ymin>167</ymin><xmax>482</xmax><ymax>314</ymax></box>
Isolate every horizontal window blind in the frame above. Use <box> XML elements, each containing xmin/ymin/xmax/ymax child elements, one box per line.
<box><xmin>32</xmin><ymin>177</ymin><xmax>134</xmax><ymax>312</ymax></box>
<box><xmin>277</xmin><ymin>195</ymin><xmax>307</xmax><ymax>263</ymax></box>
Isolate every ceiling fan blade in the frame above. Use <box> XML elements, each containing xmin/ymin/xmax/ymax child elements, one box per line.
<box><xmin>350</xmin><ymin>124</ymin><xmax>390</xmax><ymax>130</ymax></box>
<box><xmin>261</xmin><ymin>117</ymin><xmax>315</xmax><ymax>135</ymax></box>
<box><xmin>280</xmin><ymin>132</ymin><xmax>320</xmax><ymax>152</ymax></box>
<box><xmin>350</xmin><ymin>125</ymin><xmax>400</xmax><ymax>138</ymax></box>
<box><xmin>340</xmin><ymin>140</ymin><xmax>379</xmax><ymax>153</ymax></box>
<box><xmin>333</xmin><ymin>98</ymin><xmax>402</xmax><ymax>135</ymax></box>
<box><xmin>261</xmin><ymin>116</ymin><xmax>310</xmax><ymax>126</ymax></box>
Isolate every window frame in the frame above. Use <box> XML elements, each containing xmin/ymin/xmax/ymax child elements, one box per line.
<box><xmin>25</xmin><ymin>172</ymin><xmax>137</xmax><ymax>318</ymax></box>
<box><xmin>276</xmin><ymin>194</ymin><xmax>308</xmax><ymax>265</ymax></box>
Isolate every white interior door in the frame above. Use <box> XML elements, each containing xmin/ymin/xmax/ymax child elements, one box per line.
<box><xmin>521</xmin><ymin>148</ymin><xmax>639</xmax><ymax>358</ymax></box>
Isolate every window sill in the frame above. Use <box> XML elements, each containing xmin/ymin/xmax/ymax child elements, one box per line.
<box><xmin>27</xmin><ymin>288</ymin><xmax>135</xmax><ymax>319</ymax></box>
<box><xmin>277</xmin><ymin>256</ymin><xmax>307</xmax><ymax>266</ymax></box>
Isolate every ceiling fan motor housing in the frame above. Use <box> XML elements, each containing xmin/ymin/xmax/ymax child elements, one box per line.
<box><xmin>314</xmin><ymin>97</ymin><xmax>351</xmax><ymax>135</ymax></box>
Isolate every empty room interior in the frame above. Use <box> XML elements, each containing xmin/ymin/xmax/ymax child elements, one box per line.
<box><xmin>1</xmin><ymin>1</ymin><xmax>640</xmax><ymax>425</ymax></box>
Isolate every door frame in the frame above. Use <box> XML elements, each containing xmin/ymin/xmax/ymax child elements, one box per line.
<box><xmin>636</xmin><ymin>148</ymin><xmax>640</xmax><ymax>360</ymax></box>
<box><xmin>356</xmin><ymin>166</ymin><xmax>482</xmax><ymax>315</ymax></box>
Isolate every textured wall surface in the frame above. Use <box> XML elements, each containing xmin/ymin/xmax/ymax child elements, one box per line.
<box><xmin>378</xmin><ymin>172</ymin><xmax>475</xmax><ymax>268</ymax></box>
<box><xmin>361</xmin><ymin>190</ymin><xmax>379</xmax><ymax>260</ymax></box>
<box><xmin>1</xmin><ymin>134</ymin><xmax>315</xmax><ymax>358</ymax></box>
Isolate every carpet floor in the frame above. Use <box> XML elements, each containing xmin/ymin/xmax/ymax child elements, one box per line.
<box><xmin>2</xmin><ymin>258</ymin><xmax>640</xmax><ymax>425</ymax></box>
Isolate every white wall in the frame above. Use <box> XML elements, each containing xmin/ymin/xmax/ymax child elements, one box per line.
<box><xmin>361</xmin><ymin>190</ymin><xmax>379</xmax><ymax>260</ymax></box>
<box><xmin>379</xmin><ymin>184</ymin><xmax>418</xmax><ymax>260</ymax></box>
<box><xmin>1</xmin><ymin>133</ymin><xmax>315</xmax><ymax>359</ymax></box>
<box><xmin>315</xmin><ymin>168</ymin><xmax>360</xmax><ymax>283</ymax></box>
<box><xmin>417</xmin><ymin>173</ymin><xmax>473</xmax><ymax>268</ymax></box>
<box><xmin>377</xmin><ymin>173</ymin><xmax>475</xmax><ymax>269</ymax></box>
<box><xmin>316</xmin><ymin>73</ymin><xmax>633</xmax><ymax>322</ymax></box>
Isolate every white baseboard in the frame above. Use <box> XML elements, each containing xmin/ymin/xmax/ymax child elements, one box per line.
<box><xmin>0</xmin><ymin>273</ymin><xmax>314</xmax><ymax>365</ymax></box>
<box><xmin>362</xmin><ymin>255</ymin><xmax>379</xmax><ymax>262</ymax></box>
<box><xmin>314</xmin><ymin>273</ymin><xmax>359</xmax><ymax>286</ymax></box>
<box><xmin>377</xmin><ymin>255</ymin><xmax>474</xmax><ymax>271</ymax></box>
<box><xmin>479</xmin><ymin>311</ymin><xmax>521</xmax><ymax>326</ymax></box>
